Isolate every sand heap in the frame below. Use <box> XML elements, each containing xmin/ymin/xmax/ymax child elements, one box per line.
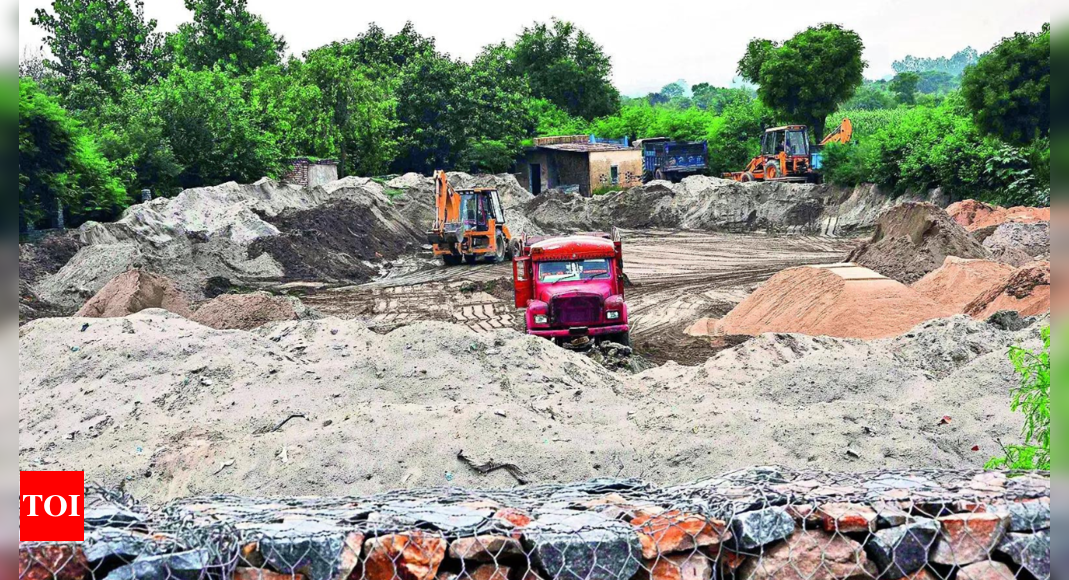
<box><xmin>847</xmin><ymin>202</ymin><xmax>991</xmax><ymax>284</ymax></box>
<box><xmin>947</xmin><ymin>199</ymin><xmax>1050</xmax><ymax>232</ymax></box>
<box><xmin>190</xmin><ymin>292</ymin><xmax>299</xmax><ymax>330</ymax></box>
<box><xmin>964</xmin><ymin>261</ymin><xmax>1051</xmax><ymax>320</ymax></box>
<box><xmin>982</xmin><ymin>222</ymin><xmax>1050</xmax><ymax>267</ymax></box>
<box><xmin>707</xmin><ymin>264</ymin><xmax>947</xmax><ymax>340</ymax></box>
<box><xmin>33</xmin><ymin>177</ymin><xmax>420</xmax><ymax>312</ymax></box>
<box><xmin>19</xmin><ymin>310</ymin><xmax>1042</xmax><ymax>500</ymax></box>
<box><xmin>387</xmin><ymin>172</ymin><xmax>543</xmax><ymax>237</ymax></box>
<box><xmin>74</xmin><ymin>269</ymin><xmax>193</xmax><ymax>319</ymax></box>
<box><xmin>912</xmin><ymin>257</ymin><xmax>1016</xmax><ymax>313</ymax></box>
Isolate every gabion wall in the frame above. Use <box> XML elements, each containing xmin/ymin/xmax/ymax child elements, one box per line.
<box><xmin>20</xmin><ymin>468</ymin><xmax>1050</xmax><ymax>580</ymax></box>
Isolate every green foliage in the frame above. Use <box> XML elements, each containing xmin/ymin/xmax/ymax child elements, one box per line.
<box><xmin>31</xmin><ymin>0</ymin><xmax>165</xmax><ymax>94</ymax></box>
<box><xmin>511</xmin><ymin>19</ymin><xmax>620</xmax><ymax>120</ymax></box>
<box><xmin>893</xmin><ymin>47</ymin><xmax>978</xmax><ymax>76</ymax></box>
<box><xmin>167</xmin><ymin>0</ymin><xmax>286</xmax><ymax>74</ymax></box>
<box><xmin>147</xmin><ymin>67</ymin><xmax>282</xmax><ymax>187</ymax></box>
<box><xmin>841</xmin><ymin>81</ymin><xmax>896</xmax><ymax>111</ymax></box>
<box><xmin>986</xmin><ymin>326</ymin><xmax>1050</xmax><ymax>471</ymax></box>
<box><xmin>527</xmin><ymin>98</ymin><xmax>589</xmax><ymax>136</ymax></box>
<box><xmin>916</xmin><ymin>70</ymin><xmax>959</xmax><ymax>95</ymax></box>
<box><xmin>889</xmin><ymin>72</ymin><xmax>920</xmax><ymax>105</ymax></box>
<box><xmin>19</xmin><ymin>78</ymin><xmax>128</xmax><ymax>228</ymax></box>
<box><xmin>738</xmin><ymin>23</ymin><xmax>866</xmax><ymax>137</ymax></box>
<box><xmin>691</xmin><ymin>83</ymin><xmax>754</xmax><ymax>113</ymax></box>
<box><xmin>961</xmin><ymin>24</ymin><xmax>1049</xmax><ymax>146</ymax></box>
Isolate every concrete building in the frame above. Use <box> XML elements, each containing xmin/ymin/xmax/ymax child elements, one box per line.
<box><xmin>282</xmin><ymin>158</ymin><xmax>339</xmax><ymax>187</ymax></box>
<box><xmin>515</xmin><ymin>136</ymin><xmax>643</xmax><ymax>196</ymax></box>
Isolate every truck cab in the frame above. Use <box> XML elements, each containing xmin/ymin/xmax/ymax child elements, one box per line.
<box><xmin>512</xmin><ymin>230</ymin><xmax>630</xmax><ymax>346</ymax></box>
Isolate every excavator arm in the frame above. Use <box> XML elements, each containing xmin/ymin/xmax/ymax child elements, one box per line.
<box><xmin>820</xmin><ymin>118</ymin><xmax>853</xmax><ymax>146</ymax></box>
<box><xmin>432</xmin><ymin>170</ymin><xmax>460</xmax><ymax>232</ymax></box>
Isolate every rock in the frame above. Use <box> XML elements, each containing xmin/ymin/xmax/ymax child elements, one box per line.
<box><xmin>816</xmin><ymin>503</ymin><xmax>878</xmax><ymax>533</ymax></box>
<box><xmin>1001</xmin><ymin>500</ymin><xmax>1050</xmax><ymax>532</ymax></box>
<box><xmin>631</xmin><ymin>510</ymin><xmax>730</xmax><ymax>559</ymax></box>
<box><xmin>19</xmin><ymin>544</ymin><xmax>90</xmax><ymax>580</ymax></box>
<box><xmin>737</xmin><ymin>530</ymin><xmax>878</xmax><ymax>580</ymax></box>
<box><xmin>930</xmin><ymin>513</ymin><xmax>1010</xmax><ymax>566</ymax></box>
<box><xmin>235</xmin><ymin>568</ymin><xmax>306</xmax><ymax>580</ymax></box>
<box><xmin>102</xmin><ymin>549</ymin><xmax>210</xmax><ymax>580</ymax></box>
<box><xmin>373</xmin><ymin>502</ymin><xmax>493</xmax><ymax>534</ymax></box>
<box><xmin>521</xmin><ymin>510</ymin><xmax>642</xmax><ymax>580</ymax></box>
<box><xmin>493</xmin><ymin>508</ymin><xmax>533</xmax><ymax>530</ymax></box>
<box><xmin>784</xmin><ymin>505</ymin><xmax>821</xmax><ymax>525</ymax></box>
<box><xmin>448</xmin><ymin>536</ymin><xmax>524</xmax><ymax>562</ymax></box>
<box><xmin>253</xmin><ymin>522</ymin><xmax>364</xmax><ymax>580</ymax></box>
<box><xmin>997</xmin><ymin>531</ymin><xmax>1049</xmax><ymax>580</ymax></box>
<box><xmin>729</xmin><ymin>507</ymin><xmax>796</xmax><ymax>551</ymax></box>
<box><xmin>85</xmin><ymin>505</ymin><xmax>145</xmax><ymax>530</ymax></box>
<box><xmin>872</xmin><ymin>503</ymin><xmax>912</xmax><ymax>528</ymax></box>
<box><xmin>956</xmin><ymin>561</ymin><xmax>1015</xmax><ymax>580</ymax></box>
<box><xmin>76</xmin><ymin>269</ymin><xmax>194</xmax><ymax>319</ymax></box>
<box><xmin>85</xmin><ymin>528</ymin><xmax>157</xmax><ymax>566</ymax></box>
<box><xmin>450</xmin><ymin>564</ymin><xmax>511</xmax><ymax>580</ymax></box>
<box><xmin>864</xmin><ymin>518</ymin><xmax>940</xmax><ymax>579</ymax></box>
<box><xmin>364</xmin><ymin>533</ymin><xmax>448</xmax><ymax>580</ymax></box>
<box><xmin>639</xmin><ymin>553</ymin><xmax>715</xmax><ymax>580</ymax></box>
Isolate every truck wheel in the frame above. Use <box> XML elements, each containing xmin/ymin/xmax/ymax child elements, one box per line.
<box><xmin>764</xmin><ymin>161</ymin><xmax>781</xmax><ymax>180</ymax></box>
<box><xmin>463</xmin><ymin>254</ymin><xmax>478</xmax><ymax>265</ymax></box>
<box><xmin>740</xmin><ymin>172</ymin><xmax>755</xmax><ymax>183</ymax></box>
<box><xmin>605</xmin><ymin>331</ymin><xmax>631</xmax><ymax>348</ymax></box>
<box><xmin>441</xmin><ymin>254</ymin><xmax>461</xmax><ymax>266</ymax></box>
<box><xmin>654</xmin><ymin>169</ymin><xmax>666</xmax><ymax>181</ymax></box>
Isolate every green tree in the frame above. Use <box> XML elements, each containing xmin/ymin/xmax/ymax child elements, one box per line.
<box><xmin>691</xmin><ymin>83</ymin><xmax>754</xmax><ymax>113</ymax></box>
<box><xmin>842</xmin><ymin>81</ymin><xmax>896</xmax><ymax>110</ymax></box>
<box><xmin>889</xmin><ymin>72</ymin><xmax>920</xmax><ymax>105</ymax></box>
<box><xmin>511</xmin><ymin>19</ymin><xmax>620</xmax><ymax>120</ymax></box>
<box><xmin>738</xmin><ymin>23</ymin><xmax>866</xmax><ymax>138</ymax></box>
<box><xmin>462</xmin><ymin>44</ymin><xmax>536</xmax><ymax>172</ymax></box>
<box><xmin>19</xmin><ymin>78</ymin><xmax>127</xmax><ymax>229</ymax></box>
<box><xmin>961</xmin><ymin>24</ymin><xmax>1049</xmax><ymax>145</ymax></box>
<box><xmin>893</xmin><ymin>47</ymin><xmax>978</xmax><ymax>76</ymax></box>
<box><xmin>146</xmin><ymin>68</ymin><xmax>282</xmax><ymax>187</ymax></box>
<box><xmin>167</xmin><ymin>0</ymin><xmax>285</xmax><ymax>74</ymax></box>
<box><xmin>88</xmin><ymin>86</ymin><xmax>183</xmax><ymax>196</ymax></box>
<box><xmin>31</xmin><ymin>0</ymin><xmax>165</xmax><ymax>95</ymax></box>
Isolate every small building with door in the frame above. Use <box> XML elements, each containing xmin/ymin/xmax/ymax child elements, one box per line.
<box><xmin>515</xmin><ymin>136</ymin><xmax>643</xmax><ymax>196</ymax></box>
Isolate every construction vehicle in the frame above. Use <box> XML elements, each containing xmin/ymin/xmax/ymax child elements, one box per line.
<box><xmin>637</xmin><ymin>138</ymin><xmax>709</xmax><ymax>182</ymax></box>
<box><xmin>724</xmin><ymin>118</ymin><xmax>853</xmax><ymax>183</ymax></box>
<box><xmin>512</xmin><ymin>229</ymin><xmax>630</xmax><ymax>346</ymax></box>
<box><xmin>426</xmin><ymin>170</ymin><xmax>513</xmax><ymax>265</ymax></box>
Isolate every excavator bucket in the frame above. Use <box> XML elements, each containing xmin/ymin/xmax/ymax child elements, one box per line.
<box><xmin>820</xmin><ymin>118</ymin><xmax>853</xmax><ymax>146</ymax></box>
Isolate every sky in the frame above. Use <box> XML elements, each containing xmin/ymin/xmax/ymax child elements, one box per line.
<box><xmin>17</xmin><ymin>0</ymin><xmax>1052</xmax><ymax>96</ymax></box>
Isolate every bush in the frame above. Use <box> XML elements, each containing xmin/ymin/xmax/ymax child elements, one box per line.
<box><xmin>987</xmin><ymin>326</ymin><xmax>1050</xmax><ymax>471</ymax></box>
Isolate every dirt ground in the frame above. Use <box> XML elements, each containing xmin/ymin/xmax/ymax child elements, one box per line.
<box><xmin>299</xmin><ymin>230</ymin><xmax>857</xmax><ymax>364</ymax></box>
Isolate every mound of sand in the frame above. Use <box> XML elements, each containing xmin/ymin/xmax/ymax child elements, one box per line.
<box><xmin>964</xmin><ymin>261</ymin><xmax>1050</xmax><ymax>319</ymax></box>
<box><xmin>34</xmin><ymin>177</ymin><xmax>420</xmax><ymax>311</ymax></box>
<box><xmin>75</xmin><ymin>269</ymin><xmax>193</xmax><ymax>319</ymax></box>
<box><xmin>712</xmin><ymin>264</ymin><xmax>947</xmax><ymax>339</ymax></box>
<box><xmin>190</xmin><ymin>292</ymin><xmax>298</xmax><ymax>330</ymax></box>
<box><xmin>912</xmin><ymin>257</ymin><xmax>1015</xmax><ymax>313</ymax></box>
<box><xmin>947</xmin><ymin>199</ymin><xmax>1050</xmax><ymax>232</ymax></box>
<box><xmin>388</xmin><ymin>172</ymin><xmax>543</xmax><ymax>237</ymax></box>
<box><xmin>19</xmin><ymin>310</ymin><xmax>1041</xmax><ymax>500</ymax></box>
<box><xmin>982</xmin><ymin>222</ymin><xmax>1050</xmax><ymax>267</ymax></box>
<box><xmin>846</xmin><ymin>202</ymin><xmax>991</xmax><ymax>284</ymax></box>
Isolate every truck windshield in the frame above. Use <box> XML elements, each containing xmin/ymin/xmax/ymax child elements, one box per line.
<box><xmin>537</xmin><ymin>259</ymin><xmax>611</xmax><ymax>283</ymax></box>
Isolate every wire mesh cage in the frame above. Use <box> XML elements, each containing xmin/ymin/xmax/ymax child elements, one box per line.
<box><xmin>19</xmin><ymin>468</ymin><xmax>1050</xmax><ymax>580</ymax></box>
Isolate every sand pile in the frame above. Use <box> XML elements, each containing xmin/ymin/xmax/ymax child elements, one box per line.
<box><xmin>708</xmin><ymin>264</ymin><xmax>947</xmax><ymax>339</ymax></box>
<box><xmin>32</xmin><ymin>177</ymin><xmax>420</xmax><ymax>312</ymax></box>
<box><xmin>846</xmin><ymin>202</ymin><xmax>990</xmax><ymax>284</ymax></box>
<box><xmin>911</xmin><ymin>257</ymin><xmax>1016</xmax><ymax>313</ymax></box>
<box><xmin>190</xmin><ymin>292</ymin><xmax>298</xmax><ymax>330</ymax></box>
<box><xmin>522</xmin><ymin>178</ymin><xmax>949</xmax><ymax>236</ymax></box>
<box><xmin>74</xmin><ymin>269</ymin><xmax>193</xmax><ymax>319</ymax></box>
<box><xmin>947</xmin><ymin>199</ymin><xmax>1050</xmax><ymax>232</ymax></box>
<box><xmin>982</xmin><ymin>222</ymin><xmax>1050</xmax><ymax>267</ymax></box>
<box><xmin>19</xmin><ymin>310</ymin><xmax>1040</xmax><ymax>500</ymax></box>
<box><xmin>964</xmin><ymin>261</ymin><xmax>1050</xmax><ymax>319</ymax></box>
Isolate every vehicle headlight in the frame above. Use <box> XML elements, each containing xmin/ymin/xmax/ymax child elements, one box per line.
<box><xmin>606</xmin><ymin>311</ymin><xmax>620</xmax><ymax>320</ymax></box>
<box><xmin>534</xmin><ymin>314</ymin><xmax>548</xmax><ymax>325</ymax></box>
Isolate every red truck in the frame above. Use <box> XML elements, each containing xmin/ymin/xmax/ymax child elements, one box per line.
<box><xmin>512</xmin><ymin>230</ymin><xmax>630</xmax><ymax>346</ymax></box>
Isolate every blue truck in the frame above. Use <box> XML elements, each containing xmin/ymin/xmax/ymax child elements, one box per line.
<box><xmin>637</xmin><ymin>138</ymin><xmax>708</xmax><ymax>182</ymax></box>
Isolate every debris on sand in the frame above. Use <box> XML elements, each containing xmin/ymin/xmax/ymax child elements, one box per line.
<box><xmin>846</xmin><ymin>202</ymin><xmax>990</xmax><ymax>284</ymax></box>
<box><xmin>19</xmin><ymin>311</ymin><xmax>1042</xmax><ymax>500</ymax></box>
<box><xmin>964</xmin><ymin>262</ymin><xmax>1050</xmax><ymax>320</ymax></box>
<box><xmin>75</xmin><ymin>269</ymin><xmax>193</xmax><ymax>319</ymax></box>
<box><xmin>946</xmin><ymin>199</ymin><xmax>1050</xmax><ymax>232</ymax></box>
<box><xmin>912</xmin><ymin>257</ymin><xmax>1015</xmax><ymax>314</ymax></box>
<box><xmin>981</xmin><ymin>222</ymin><xmax>1050</xmax><ymax>267</ymax></box>
<box><xmin>190</xmin><ymin>292</ymin><xmax>298</xmax><ymax>330</ymax></box>
<box><xmin>709</xmin><ymin>264</ymin><xmax>947</xmax><ymax>340</ymax></box>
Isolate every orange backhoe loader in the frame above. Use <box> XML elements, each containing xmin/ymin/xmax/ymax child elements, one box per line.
<box><xmin>426</xmin><ymin>170</ymin><xmax>513</xmax><ymax>266</ymax></box>
<box><xmin>725</xmin><ymin>118</ymin><xmax>853</xmax><ymax>183</ymax></box>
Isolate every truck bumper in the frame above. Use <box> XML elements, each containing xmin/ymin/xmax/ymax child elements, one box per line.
<box><xmin>528</xmin><ymin>324</ymin><xmax>629</xmax><ymax>339</ymax></box>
